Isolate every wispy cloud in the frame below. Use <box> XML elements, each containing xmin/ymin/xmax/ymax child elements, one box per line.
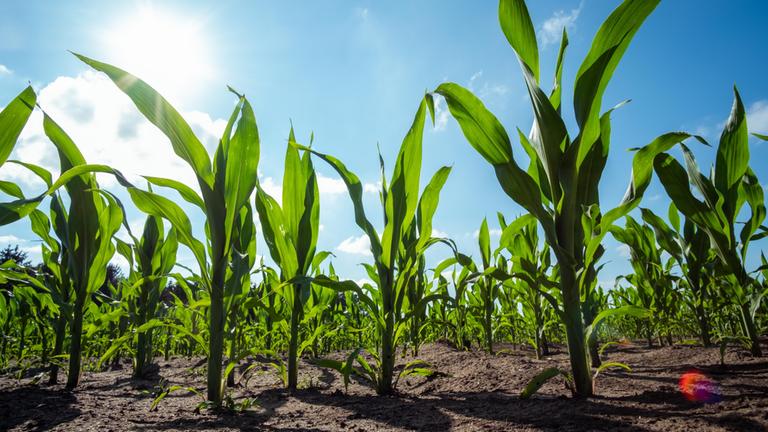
<box><xmin>431</xmin><ymin>94</ymin><xmax>450</xmax><ymax>132</ymax></box>
<box><xmin>0</xmin><ymin>234</ymin><xmax>25</xmax><ymax>244</ymax></box>
<box><xmin>748</xmin><ymin>100</ymin><xmax>768</xmax><ymax>136</ymax></box>
<box><xmin>468</xmin><ymin>71</ymin><xmax>483</xmax><ymax>92</ymax></box>
<box><xmin>467</xmin><ymin>70</ymin><xmax>509</xmax><ymax>99</ymax></box>
<box><xmin>616</xmin><ymin>244</ymin><xmax>631</xmax><ymax>259</ymax></box>
<box><xmin>0</xmin><ymin>65</ymin><xmax>11</xmax><ymax>76</ymax></box>
<box><xmin>539</xmin><ymin>2</ymin><xmax>583</xmax><ymax>47</ymax></box>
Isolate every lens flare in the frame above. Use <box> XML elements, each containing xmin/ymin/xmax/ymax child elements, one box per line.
<box><xmin>679</xmin><ymin>370</ymin><xmax>721</xmax><ymax>403</ymax></box>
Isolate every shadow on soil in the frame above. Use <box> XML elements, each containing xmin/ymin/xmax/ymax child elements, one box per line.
<box><xmin>0</xmin><ymin>386</ymin><xmax>80</xmax><ymax>432</ymax></box>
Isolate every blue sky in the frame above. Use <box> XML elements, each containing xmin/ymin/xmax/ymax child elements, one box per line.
<box><xmin>1</xmin><ymin>0</ymin><xmax>767</xmax><ymax>287</ymax></box>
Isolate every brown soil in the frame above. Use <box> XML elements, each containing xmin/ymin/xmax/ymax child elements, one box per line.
<box><xmin>1</xmin><ymin>342</ymin><xmax>767</xmax><ymax>431</ymax></box>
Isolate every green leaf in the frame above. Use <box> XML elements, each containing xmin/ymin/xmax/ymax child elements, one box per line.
<box><xmin>550</xmin><ymin>29</ymin><xmax>569</xmax><ymax>111</ymax></box>
<box><xmin>416</xmin><ymin>166</ymin><xmax>452</xmax><ymax>252</ymax></box>
<box><xmin>434</xmin><ymin>83</ymin><xmax>513</xmax><ymax>165</ymax></box>
<box><xmin>0</xmin><ymin>86</ymin><xmax>36</xmax><ymax>167</ymax></box>
<box><xmin>381</xmin><ymin>98</ymin><xmax>427</xmax><ymax>267</ymax></box>
<box><xmin>586</xmin><ymin>132</ymin><xmax>698</xmax><ymax>264</ymax></box>
<box><xmin>6</xmin><ymin>160</ymin><xmax>53</xmax><ymax>188</ymax></box>
<box><xmin>479</xmin><ymin>218</ymin><xmax>491</xmax><ymax>269</ymax></box>
<box><xmin>593</xmin><ymin>362</ymin><xmax>631</xmax><ymax>388</ymax></box>
<box><xmin>254</xmin><ymin>183</ymin><xmax>298</xmax><ymax>277</ymax></box>
<box><xmin>144</xmin><ymin>176</ymin><xmax>205</xmax><ymax>211</ymax></box>
<box><xmin>223</xmin><ymin>96</ymin><xmax>260</xmax><ymax>249</ymax></box>
<box><xmin>573</xmin><ymin>0</ymin><xmax>660</xmax><ymax>163</ymax></box>
<box><xmin>585</xmin><ymin>305</ymin><xmax>650</xmax><ymax>342</ymax></box>
<box><xmin>126</xmin><ymin>188</ymin><xmax>209</xmax><ymax>283</ymax></box>
<box><xmin>715</xmin><ymin>87</ymin><xmax>749</xmax><ymax>199</ymax></box>
<box><xmin>293</xmin><ymin>144</ymin><xmax>382</xmax><ymax>260</ymax></box>
<box><xmin>498</xmin><ymin>0</ymin><xmax>539</xmax><ymax>82</ymax></box>
<box><xmin>74</xmin><ymin>53</ymin><xmax>213</xmax><ymax>187</ymax></box>
<box><xmin>520</xmin><ymin>367</ymin><xmax>563</xmax><ymax>399</ymax></box>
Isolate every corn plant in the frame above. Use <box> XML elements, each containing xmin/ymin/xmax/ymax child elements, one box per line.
<box><xmin>29</xmin><ymin>200</ymin><xmax>74</xmax><ymax>384</ymax></box>
<box><xmin>301</xmin><ymin>96</ymin><xmax>455</xmax><ymax>395</ymax></box>
<box><xmin>641</xmin><ymin>205</ymin><xmax>716</xmax><ymax>346</ymax></box>
<box><xmin>222</xmin><ymin>204</ymin><xmax>257</xmax><ymax>387</ymax></box>
<box><xmin>254</xmin><ymin>129</ymin><xmax>320</xmax><ymax>393</ymax></box>
<box><xmin>115</xmin><ymin>214</ymin><xmax>178</xmax><ymax>377</ymax></box>
<box><xmin>434</xmin><ymin>0</ymin><xmax>698</xmax><ymax>396</ymax></box>
<box><xmin>472</xmin><ymin>218</ymin><xmax>502</xmax><ymax>354</ymax></box>
<box><xmin>501</xmin><ymin>214</ymin><xmax>556</xmax><ymax>359</ymax></box>
<box><xmin>612</xmin><ymin>216</ymin><xmax>680</xmax><ymax>347</ymax></box>
<box><xmin>645</xmin><ymin>89</ymin><xmax>764</xmax><ymax>356</ymax></box>
<box><xmin>76</xmin><ymin>54</ymin><xmax>261</xmax><ymax>405</ymax></box>
<box><xmin>37</xmin><ymin>112</ymin><xmax>123</xmax><ymax>389</ymax></box>
<box><xmin>432</xmin><ymin>257</ymin><xmax>475</xmax><ymax>350</ymax></box>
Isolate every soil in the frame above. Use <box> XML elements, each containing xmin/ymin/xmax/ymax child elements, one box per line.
<box><xmin>1</xmin><ymin>341</ymin><xmax>767</xmax><ymax>431</ymax></box>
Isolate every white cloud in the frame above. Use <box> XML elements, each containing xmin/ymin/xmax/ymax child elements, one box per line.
<box><xmin>0</xmin><ymin>65</ymin><xmax>11</xmax><ymax>76</ymax></box>
<box><xmin>432</xmin><ymin>228</ymin><xmax>449</xmax><ymax>238</ymax></box>
<box><xmin>116</xmin><ymin>217</ymin><xmax>148</xmax><ymax>243</ymax></box>
<box><xmin>616</xmin><ymin>244</ymin><xmax>631</xmax><ymax>259</ymax></box>
<box><xmin>357</xmin><ymin>7</ymin><xmax>369</xmax><ymax>20</ymax></box>
<box><xmin>472</xmin><ymin>228</ymin><xmax>502</xmax><ymax>238</ymax></box>
<box><xmin>0</xmin><ymin>71</ymin><xmax>227</xmax><ymax>191</ymax></box>
<box><xmin>364</xmin><ymin>181</ymin><xmax>381</xmax><ymax>194</ymax></box>
<box><xmin>0</xmin><ymin>234</ymin><xmax>25</xmax><ymax>244</ymax></box>
<box><xmin>465</xmin><ymin>70</ymin><xmax>509</xmax><ymax>99</ymax></box>
<box><xmin>748</xmin><ymin>100</ymin><xmax>768</xmax><ymax>136</ymax></box>
<box><xmin>355</xmin><ymin>278</ymin><xmax>373</xmax><ymax>287</ymax></box>
<box><xmin>260</xmin><ymin>176</ymin><xmax>283</xmax><ymax>203</ymax></box>
<box><xmin>317</xmin><ymin>173</ymin><xmax>347</xmax><ymax>196</ymax></box>
<box><xmin>336</xmin><ymin>234</ymin><xmax>372</xmax><ymax>256</ymax></box>
<box><xmin>539</xmin><ymin>2</ymin><xmax>583</xmax><ymax>47</ymax></box>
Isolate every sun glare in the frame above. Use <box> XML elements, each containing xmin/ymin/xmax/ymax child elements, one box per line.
<box><xmin>102</xmin><ymin>6</ymin><xmax>214</xmax><ymax>102</ymax></box>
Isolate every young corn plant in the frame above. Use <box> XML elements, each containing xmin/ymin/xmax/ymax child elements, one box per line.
<box><xmin>474</xmin><ymin>218</ymin><xmax>501</xmax><ymax>354</ymax></box>
<box><xmin>612</xmin><ymin>216</ymin><xmax>680</xmax><ymax>347</ymax></box>
<box><xmin>77</xmin><ymin>54</ymin><xmax>261</xmax><ymax>405</ymax></box>
<box><xmin>301</xmin><ymin>96</ymin><xmax>455</xmax><ymax>395</ymax></box>
<box><xmin>254</xmin><ymin>129</ymin><xmax>320</xmax><ymax>393</ymax></box>
<box><xmin>433</xmin><ymin>257</ymin><xmax>474</xmax><ymax>350</ymax></box>
<box><xmin>641</xmin><ymin>205</ymin><xmax>716</xmax><ymax>347</ymax></box>
<box><xmin>41</xmin><ymin>113</ymin><xmax>123</xmax><ymax>389</ymax></box>
<box><xmin>645</xmin><ymin>89</ymin><xmax>764</xmax><ymax>356</ymax></box>
<box><xmin>434</xmin><ymin>0</ymin><xmax>694</xmax><ymax>396</ymax></box>
<box><xmin>501</xmin><ymin>214</ymin><xmax>556</xmax><ymax>359</ymax></box>
<box><xmin>29</xmin><ymin>200</ymin><xmax>74</xmax><ymax>384</ymax></box>
<box><xmin>115</xmin><ymin>214</ymin><xmax>178</xmax><ymax>377</ymax></box>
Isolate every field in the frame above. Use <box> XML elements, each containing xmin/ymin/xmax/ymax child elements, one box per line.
<box><xmin>1</xmin><ymin>0</ymin><xmax>768</xmax><ymax>430</ymax></box>
<box><xmin>2</xmin><ymin>341</ymin><xmax>767</xmax><ymax>431</ymax></box>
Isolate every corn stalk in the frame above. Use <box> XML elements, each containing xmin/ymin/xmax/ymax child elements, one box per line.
<box><xmin>644</xmin><ymin>89</ymin><xmax>764</xmax><ymax>356</ymax></box>
<box><xmin>76</xmin><ymin>54</ymin><xmax>261</xmax><ymax>405</ymax></box>
<box><xmin>254</xmin><ymin>129</ymin><xmax>320</xmax><ymax>393</ymax></box>
<box><xmin>434</xmin><ymin>0</ymin><xmax>695</xmax><ymax>396</ymax></box>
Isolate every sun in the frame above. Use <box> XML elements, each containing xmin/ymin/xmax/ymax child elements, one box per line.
<box><xmin>102</xmin><ymin>5</ymin><xmax>214</xmax><ymax>102</ymax></box>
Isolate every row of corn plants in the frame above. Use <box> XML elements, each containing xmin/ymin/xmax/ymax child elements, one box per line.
<box><xmin>0</xmin><ymin>0</ymin><xmax>766</xmax><ymax>406</ymax></box>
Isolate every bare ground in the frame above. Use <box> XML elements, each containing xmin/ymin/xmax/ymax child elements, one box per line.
<box><xmin>1</xmin><ymin>341</ymin><xmax>767</xmax><ymax>431</ymax></box>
